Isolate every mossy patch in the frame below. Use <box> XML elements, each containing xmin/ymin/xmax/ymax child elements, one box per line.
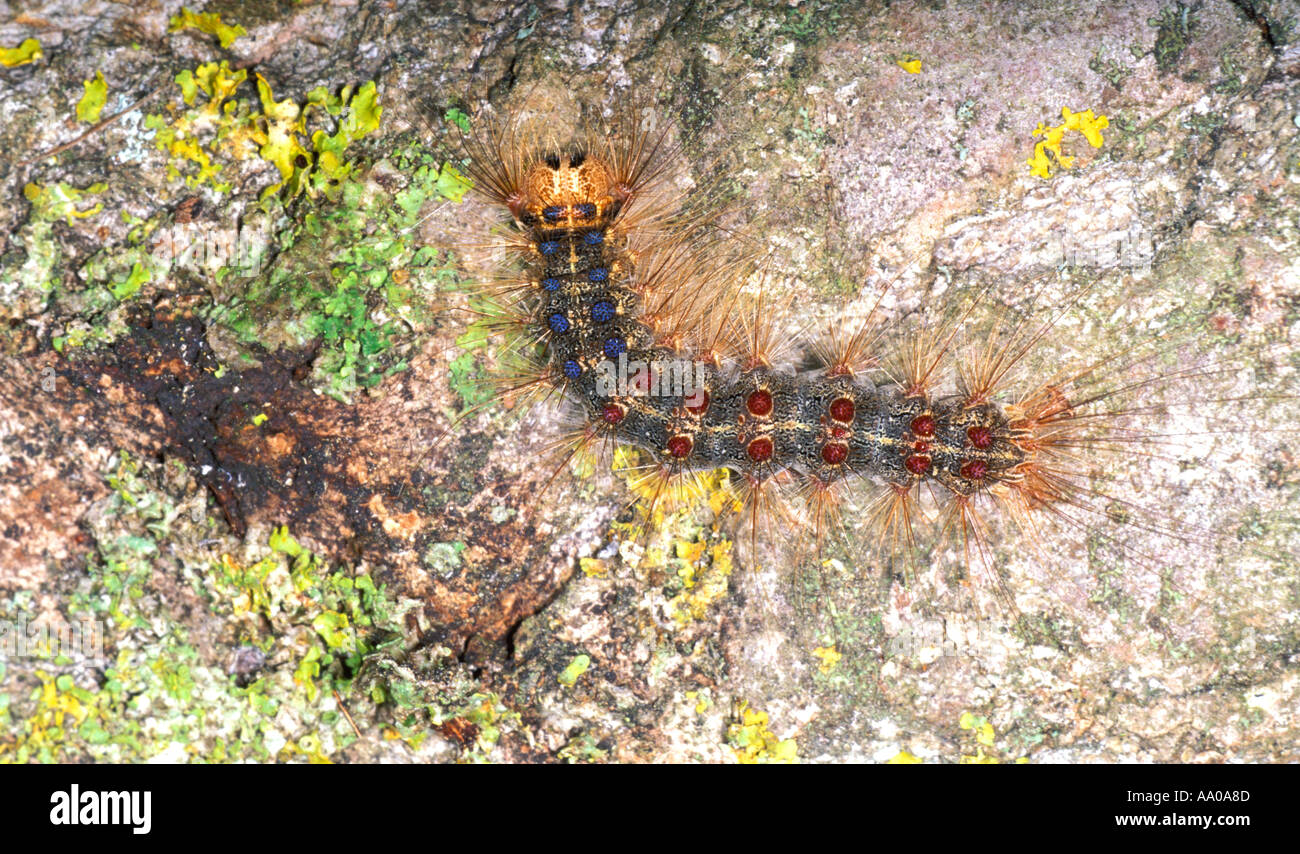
<box><xmin>205</xmin><ymin>143</ymin><xmax>463</xmax><ymax>400</ymax></box>
<box><xmin>0</xmin><ymin>451</ymin><xmax>423</xmax><ymax>763</ymax></box>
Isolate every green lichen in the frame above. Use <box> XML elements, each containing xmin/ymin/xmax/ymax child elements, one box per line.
<box><xmin>1150</xmin><ymin>3</ymin><xmax>1197</xmax><ymax>74</ymax></box>
<box><xmin>359</xmin><ymin>656</ymin><xmax>523</xmax><ymax>762</ymax></box>
<box><xmin>557</xmin><ymin>732</ymin><xmax>608</xmax><ymax>763</ymax></box>
<box><xmin>557</xmin><ymin>654</ymin><xmax>591</xmax><ymax>687</ymax></box>
<box><xmin>24</xmin><ymin>181</ymin><xmax>106</xmax><ymax>224</ymax></box>
<box><xmin>777</xmin><ymin>1</ymin><xmax>843</xmax><ymax>44</ymax></box>
<box><xmin>422</xmin><ymin>541</ymin><xmax>466</xmax><ymax>579</ymax></box>
<box><xmin>1088</xmin><ymin>48</ymin><xmax>1133</xmax><ymax>89</ymax></box>
<box><xmin>3</xmin><ymin>183</ymin><xmax>93</xmax><ymax>322</ymax></box>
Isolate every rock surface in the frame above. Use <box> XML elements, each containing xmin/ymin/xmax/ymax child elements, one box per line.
<box><xmin>0</xmin><ymin>0</ymin><xmax>1298</xmax><ymax>762</ymax></box>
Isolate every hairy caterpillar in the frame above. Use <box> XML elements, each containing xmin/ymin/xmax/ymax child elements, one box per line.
<box><xmin>419</xmin><ymin>90</ymin><xmax>1296</xmax><ymax>657</ymax></box>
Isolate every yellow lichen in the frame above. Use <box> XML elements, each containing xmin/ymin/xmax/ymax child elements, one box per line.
<box><xmin>685</xmin><ymin>690</ymin><xmax>713</xmax><ymax>715</ymax></box>
<box><xmin>168</xmin><ymin>7</ymin><xmax>247</xmax><ymax>48</ymax></box>
<box><xmin>1027</xmin><ymin>107</ymin><xmax>1109</xmax><ymax>179</ymax></box>
<box><xmin>77</xmin><ymin>71</ymin><xmax>108</xmax><ymax>123</ymax></box>
<box><xmin>24</xmin><ymin>182</ymin><xmax>106</xmax><ymax>224</ymax></box>
<box><xmin>668</xmin><ymin>539</ymin><xmax>733</xmax><ymax>624</ymax></box>
<box><xmin>959</xmin><ymin>710</ymin><xmax>995</xmax><ymax>746</ymax></box>
<box><xmin>675</xmin><ymin>539</ymin><xmax>706</xmax><ymax>564</ymax></box>
<box><xmin>254</xmin><ymin>74</ymin><xmax>313</xmax><ymax>197</ymax></box>
<box><xmin>0</xmin><ymin>672</ymin><xmax>97</xmax><ymax>764</ymax></box>
<box><xmin>897</xmin><ymin>58</ymin><xmax>922</xmax><ymax>73</ymax></box>
<box><xmin>958</xmin><ymin>711</ymin><xmax>1028</xmax><ymax>763</ymax></box>
<box><xmin>886</xmin><ymin>750</ymin><xmax>923</xmax><ymax>764</ymax></box>
<box><xmin>812</xmin><ymin>644</ymin><xmax>842</xmax><ymax>674</ymax></box>
<box><xmin>728</xmin><ymin>704</ymin><xmax>798</xmax><ymax>764</ymax></box>
<box><xmin>0</xmin><ymin>38</ymin><xmax>42</xmax><ymax>67</ymax></box>
<box><xmin>579</xmin><ymin>556</ymin><xmax>608</xmax><ymax>578</ymax></box>
<box><xmin>146</xmin><ymin>62</ymin><xmax>380</xmax><ymax>197</ymax></box>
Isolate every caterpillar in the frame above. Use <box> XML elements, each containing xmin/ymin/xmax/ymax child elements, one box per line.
<box><xmin>456</xmin><ymin>111</ymin><xmax>1037</xmax><ymax>558</ymax></box>
<box><xmin>426</xmin><ymin>92</ymin><xmax>1294</xmax><ymax>644</ymax></box>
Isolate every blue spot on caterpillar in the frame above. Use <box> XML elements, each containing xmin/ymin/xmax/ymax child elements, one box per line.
<box><xmin>603</xmin><ymin>336</ymin><xmax>626</xmax><ymax>358</ymax></box>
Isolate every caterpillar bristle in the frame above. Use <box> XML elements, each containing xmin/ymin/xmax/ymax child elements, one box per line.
<box><xmin>795</xmin><ymin>472</ymin><xmax>852</xmax><ymax>561</ymax></box>
<box><xmin>862</xmin><ymin>482</ymin><xmax>925</xmax><ymax>578</ymax></box>
<box><xmin>814</xmin><ymin>315</ymin><xmax>885</xmax><ymax>379</ymax></box>
<box><xmin>887</xmin><ymin>284</ymin><xmax>989</xmax><ymax>399</ymax></box>
<box><xmin>619</xmin><ymin>456</ymin><xmax>715</xmax><ymax>518</ymax></box>
<box><xmin>726</xmin><ymin>467</ymin><xmax>801</xmax><ymax>567</ymax></box>
<box><xmin>457</xmin><ymin>113</ymin><xmax>534</xmax><ymax>216</ymax></box>
<box><xmin>813</xmin><ymin>246</ymin><xmax>926</xmax><ymax>379</ymax></box>
<box><xmin>589</xmin><ymin>102</ymin><xmax>682</xmax><ymax>204</ymax></box>
<box><xmin>727</xmin><ymin>269</ymin><xmax>804</xmax><ymax>373</ymax></box>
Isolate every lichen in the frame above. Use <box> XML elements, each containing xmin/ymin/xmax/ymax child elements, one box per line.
<box><xmin>76</xmin><ymin>72</ymin><xmax>108</xmax><ymax>124</ymax></box>
<box><xmin>958</xmin><ymin>712</ymin><xmax>1029</xmax><ymax>764</ymax></box>
<box><xmin>205</xmin><ymin>135</ymin><xmax>463</xmax><ymax>401</ymax></box>
<box><xmin>557</xmin><ymin>654</ymin><xmax>591</xmax><ymax>687</ymax></box>
<box><xmin>0</xmin><ymin>452</ymin><xmax>422</xmax><ymax>763</ymax></box>
<box><xmin>727</xmin><ymin>704</ymin><xmax>798</xmax><ymax>764</ymax></box>
<box><xmin>167</xmin><ymin>7</ymin><xmax>248</xmax><ymax>49</ymax></box>
<box><xmin>1150</xmin><ymin>3</ymin><xmax>1197</xmax><ymax>74</ymax></box>
<box><xmin>1026</xmin><ymin>107</ymin><xmax>1109</xmax><ymax>179</ymax></box>
<box><xmin>0</xmin><ymin>38</ymin><xmax>42</xmax><ymax>67</ymax></box>
<box><xmin>669</xmin><ymin>539</ymin><xmax>734</xmax><ymax>625</ymax></box>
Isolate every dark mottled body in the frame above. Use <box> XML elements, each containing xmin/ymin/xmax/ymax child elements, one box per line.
<box><xmin>507</xmin><ymin>152</ymin><xmax>1025</xmax><ymax>500</ymax></box>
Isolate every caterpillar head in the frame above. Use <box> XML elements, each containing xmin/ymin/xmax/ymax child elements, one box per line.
<box><xmin>518</xmin><ymin>150</ymin><xmax>623</xmax><ymax>228</ymax></box>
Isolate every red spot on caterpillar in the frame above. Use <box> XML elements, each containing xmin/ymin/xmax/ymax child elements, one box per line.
<box><xmin>667</xmin><ymin>435</ymin><xmax>693</xmax><ymax>458</ymax></box>
<box><xmin>912</xmin><ymin>440</ymin><xmax>931</xmax><ymax>453</ymax></box>
<box><xmin>904</xmin><ymin>454</ymin><xmax>931</xmax><ymax>475</ymax></box>
<box><xmin>910</xmin><ymin>414</ymin><xmax>935</xmax><ymax>437</ymax></box>
<box><xmin>960</xmin><ymin>460</ymin><xmax>988</xmax><ymax>480</ymax></box>
<box><xmin>747</xmin><ymin>437</ymin><xmax>774</xmax><ymax>462</ymax></box>
<box><xmin>602</xmin><ymin>403</ymin><xmax>626</xmax><ymax>425</ymax></box>
<box><xmin>686</xmin><ymin>390</ymin><xmax>710</xmax><ymax>414</ymax></box>
<box><xmin>829</xmin><ymin>397</ymin><xmax>855</xmax><ymax>423</ymax></box>
<box><xmin>967</xmin><ymin>426</ymin><xmax>993</xmax><ymax>449</ymax></box>
<box><xmin>821</xmin><ymin>442</ymin><xmax>848</xmax><ymax>465</ymax></box>
<box><xmin>831</xmin><ymin>426</ymin><xmax>850</xmax><ymax>440</ymax></box>
<box><xmin>747</xmin><ymin>389</ymin><xmax>773</xmax><ymax>417</ymax></box>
